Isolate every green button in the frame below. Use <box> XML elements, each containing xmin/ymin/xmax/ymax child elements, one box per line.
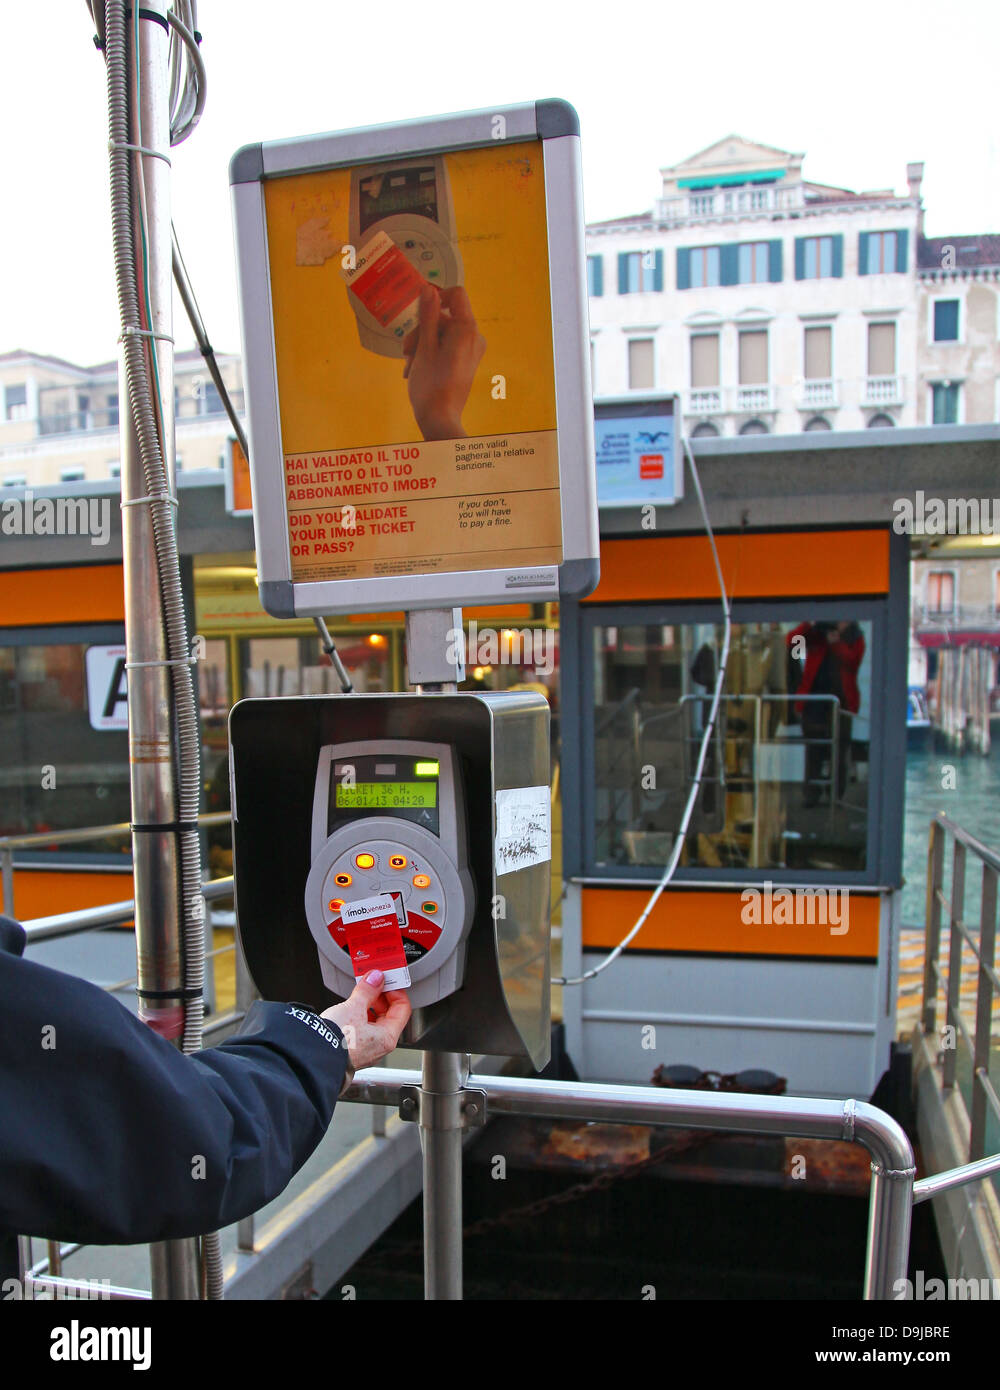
<box><xmin>421</xmin><ymin>901</ymin><xmax>438</xmax><ymax>914</ymax></box>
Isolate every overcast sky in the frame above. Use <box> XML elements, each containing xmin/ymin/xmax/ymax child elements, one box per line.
<box><xmin>3</xmin><ymin>0</ymin><xmax>998</xmax><ymax>366</ymax></box>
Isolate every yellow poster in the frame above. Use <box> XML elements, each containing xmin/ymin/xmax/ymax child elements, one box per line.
<box><xmin>263</xmin><ymin>141</ymin><xmax>561</xmax><ymax>583</ymax></box>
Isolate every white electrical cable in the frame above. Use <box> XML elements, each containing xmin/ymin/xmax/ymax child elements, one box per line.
<box><xmin>555</xmin><ymin>436</ymin><xmax>732</xmax><ymax>986</ymax></box>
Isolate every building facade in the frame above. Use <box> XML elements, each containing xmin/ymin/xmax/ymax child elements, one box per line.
<box><xmin>587</xmin><ymin>137</ymin><xmax>1000</xmax><ymax>437</ymax></box>
<box><xmin>0</xmin><ymin>348</ymin><xmax>244</xmax><ymax>488</ymax></box>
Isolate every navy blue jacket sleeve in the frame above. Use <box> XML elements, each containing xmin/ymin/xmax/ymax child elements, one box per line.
<box><xmin>0</xmin><ymin>918</ymin><xmax>348</xmax><ymax>1248</ymax></box>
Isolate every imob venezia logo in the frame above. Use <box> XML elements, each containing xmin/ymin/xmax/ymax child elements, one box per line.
<box><xmin>0</xmin><ymin>489</ymin><xmax>111</xmax><ymax>547</ymax></box>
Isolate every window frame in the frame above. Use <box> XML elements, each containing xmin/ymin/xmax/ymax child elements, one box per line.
<box><xmin>627</xmin><ymin>336</ymin><xmax>656</xmax><ymax>391</ymax></box>
<box><xmin>738</xmin><ymin>241</ymin><xmax>770</xmax><ymax>284</ymax></box>
<box><xmin>929</xmin><ymin>381</ymin><xmax>962</xmax><ymax>425</ymax></box>
<box><xmin>690</xmin><ymin>245</ymin><xmax>721</xmax><ymax>289</ymax></box>
<box><xmin>575</xmin><ymin>597</ymin><xmax>891</xmax><ymax>888</ymax></box>
<box><xmin>931</xmin><ymin>297</ymin><xmax>961</xmax><ymax>345</ymax></box>
<box><xmin>620</xmin><ymin>250</ymin><xmax>661</xmax><ymax>294</ymax></box>
<box><xmin>925</xmin><ymin>570</ymin><xmax>956</xmax><ymax>615</ymax></box>
<box><xmin>0</xmin><ymin>622</ymin><xmax>132</xmax><ymax>868</ymax></box>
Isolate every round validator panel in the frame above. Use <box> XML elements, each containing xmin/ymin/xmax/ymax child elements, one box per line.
<box><xmin>304</xmin><ymin>818</ymin><xmax>469</xmax><ymax>987</ymax></box>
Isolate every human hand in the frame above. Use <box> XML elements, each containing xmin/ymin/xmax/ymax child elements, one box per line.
<box><xmin>321</xmin><ymin>969</ymin><xmax>412</xmax><ymax>1071</ymax></box>
<box><xmin>401</xmin><ymin>284</ymin><xmax>486</xmax><ymax>440</ymax></box>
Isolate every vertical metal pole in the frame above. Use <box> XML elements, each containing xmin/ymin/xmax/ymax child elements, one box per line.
<box><xmin>1</xmin><ymin>845</ymin><xmax>13</xmax><ymax>917</ymax></box>
<box><xmin>113</xmin><ymin>0</ymin><xmax>198</xmax><ymax>1299</ymax></box>
<box><xmin>970</xmin><ymin>864</ymin><xmax>997</xmax><ymax>1161</ymax></box>
<box><xmin>405</xmin><ymin>607</ymin><xmax>466</xmax><ymax>1301</ymax></box>
<box><xmin>420</xmin><ymin>1050</ymin><xmax>464</xmax><ymax>1301</ymax></box>
<box><xmin>942</xmin><ymin>839</ymin><xmax>966</xmax><ymax>1091</ymax></box>
<box><xmin>234</xmin><ymin>929</ymin><xmax>258</xmax><ymax>1255</ymax></box>
<box><xmin>863</xmin><ymin>1164</ymin><xmax>914</xmax><ymax>1300</ymax></box>
<box><xmin>202</xmin><ymin>891</ymin><xmax>216</xmax><ymax>1016</ymax></box>
<box><xmin>922</xmin><ymin>819</ymin><xmax>944</xmax><ymax>1035</ymax></box>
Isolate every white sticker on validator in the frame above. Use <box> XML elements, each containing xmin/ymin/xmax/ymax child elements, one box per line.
<box><xmin>494</xmin><ymin>786</ymin><xmax>551</xmax><ymax>876</ymax></box>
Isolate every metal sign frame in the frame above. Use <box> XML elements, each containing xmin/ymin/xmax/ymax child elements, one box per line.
<box><xmin>593</xmin><ymin>393</ymin><xmax>683</xmax><ymax>508</ymax></box>
<box><xmin>230</xmin><ymin>99</ymin><xmax>598</xmax><ymax>618</ymax></box>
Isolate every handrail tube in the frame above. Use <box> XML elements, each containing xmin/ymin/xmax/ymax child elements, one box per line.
<box><xmin>340</xmin><ymin>1068</ymin><xmax>914</xmax><ymax>1299</ymax></box>
<box><xmin>23</xmin><ymin>876</ymin><xmax>235</xmax><ymax>943</ymax></box>
<box><xmin>25</xmin><ymin>1275</ymin><xmax>150</xmax><ymax>1302</ymax></box>
<box><xmin>0</xmin><ymin>811</ymin><xmax>230</xmax><ymax>853</ymax></box>
<box><xmin>913</xmin><ymin>1150</ymin><xmax>1000</xmax><ymax>1204</ymax></box>
<box><xmin>933</xmin><ymin>812</ymin><xmax>1000</xmax><ymax>875</ymax></box>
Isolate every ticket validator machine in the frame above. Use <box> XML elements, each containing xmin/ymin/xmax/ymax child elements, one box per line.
<box><xmin>347</xmin><ymin>155</ymin><xmax>463</xmax><ymax>357</ymax></box>
<box><xmin>229</xmin><ymin>692</ymin><xmax>552</xmax><ymax>1069</ymax></box>
<box><xmin>305</xmin><ymin>740</ymin><xmax>475</xmax><ymax>1007</ymax></box>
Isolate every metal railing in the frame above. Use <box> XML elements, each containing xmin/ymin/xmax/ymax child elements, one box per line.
<box><xmin>0</xmin><ymin>811</ymin><xmax>231</xmax><ymax>921</ymax></box>
<box><xmin>922</xmin><ymin>813</ymin><xmax>1000</xmax><ymax>1164</ymax></box>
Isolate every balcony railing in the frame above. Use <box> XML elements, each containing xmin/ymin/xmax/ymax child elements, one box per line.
<box><xmin>800</xmin><ymin>379</ymin><xmax>837</xmax><ymax>409</ymax></box>
<box><xmin>864</xmin><ymin>375</ymin><xmax>903</xmax><ymax>406</ymax></box>
<box><xmin>683</xmin><ymin>385</ymin><xmax>778</xmax><ymax>416</ymax></box>
<box><xmin>33</xmin><ymin>391</ymin><xmax>245</xmax><ymax>439</ymax></box>
<box><xmin>38</xmin><ymin>409</ymin><xmax>119</xmax><ymax>436</ymax></box>
<box><xmin>686</xmin><ymin>387</ymin><xmax>724</xmax><ymax>415</ymax></box>
<box><xmin>912</xmin><ymin>602</ymin><xmax>1000</xmax><ymax>632</ymax></box>
<box><xmin>735</xmin><ymin>384</ymin><xmax>775</xmax><ymax>413</ymax></box>
<box><xmin>655</xmin><ymin>183</ymin><xmax>804</xmax><ymax>224</ymax></box>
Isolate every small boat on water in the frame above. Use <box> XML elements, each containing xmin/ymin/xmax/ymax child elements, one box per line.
<box><xmin>906</xmin><ymin>685</ymin><xmax>932</xmax><ymax>750</ymax></box>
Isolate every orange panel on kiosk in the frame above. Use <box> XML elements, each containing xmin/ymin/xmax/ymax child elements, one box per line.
<box><xmin>581</xmin><ymin>885</ymin><xmax>879</xmax><ymax>960</ymax></box>
<box><xmin>584</xmin><ymin>530</ymin><xmax>889</xmax><ymax>604</ymax></box>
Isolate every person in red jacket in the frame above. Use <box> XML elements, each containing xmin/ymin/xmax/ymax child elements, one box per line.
<box><xmin>786</xmin><ymin>621</ymin><xmax>866</xmax><ymax>806</ymax></box>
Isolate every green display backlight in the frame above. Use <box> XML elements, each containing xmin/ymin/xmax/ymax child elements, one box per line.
<box><xmin>335</xmin><ymin>781</ymin><xmax>437</xmax><ymax>809</ymax></box>
<box><xmin>415</xmin><ymin>761</ymin><xmax>440</xmax><ymax>777</ymax></box>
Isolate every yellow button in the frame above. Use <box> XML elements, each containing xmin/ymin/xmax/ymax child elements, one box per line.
<box><xmin>335</xmin><ymin>873</ymin><xmax>352</xmax><ymax>886</ymax></box>
<box><xmin>389</xmin><ymin>855</ymin><xmax>407</xmax><ymax>869</ymax></box>
<box><xmin>412</xmin><ymin>873</ymin><xmax>431</xmax><ymax>889</ymax></box>
<box><xmin>355</xmin><ymin>852</ymin><xmax>376</xmax><ymax>870</ymax></box>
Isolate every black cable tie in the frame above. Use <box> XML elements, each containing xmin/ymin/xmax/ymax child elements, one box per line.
<box><xmin>132</xmin><ymin>6</ymin><xmax>170</xmax><ymax>33</ymax></box>
<box><xmin>130</xmin><ymin>820</ymin><xmax>201</xmax><ymax>834</ymax></box>
<box><xmin>194</xmin><ymin>29</ymin><xmax>203</xmax><ymax>44</ymax></box>
<box><xmin>136</xmin><ymin>986</ymin><xmax>204</xmax><ymax>1001</ymax></box>
<box><xmin>93</xmin><ymin>35</ymin><xmax>105</xmax><ymax>51</ymax></box>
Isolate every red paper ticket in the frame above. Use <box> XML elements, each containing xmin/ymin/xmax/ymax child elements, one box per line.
<box><xmin>340</xmin><ymin>893</ymin><xmax>411</xmax><ymax>989</ymax></box>
<box><xmin>343</xmin><ymin>230</ymin><xmax>427</xmax><ymax>336</ymax></box>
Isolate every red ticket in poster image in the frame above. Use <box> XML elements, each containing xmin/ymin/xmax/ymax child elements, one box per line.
<box><xmin>639</xmin><ymin>453</ymin><xmax>664</xmax><ymax>479</ymax></box>
<box><xmin>340</xmin><ymin>894</ymin><xmax>411</xmax><ymax>989</ymax></box>
<box><xmin>346</xmin><ymin>233</ymin><xmax>427</xmax><ymax>328</ymax></box>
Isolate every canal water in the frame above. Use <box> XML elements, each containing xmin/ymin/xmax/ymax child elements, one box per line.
<box><xmin>902</xmin><ymin>741</ymin><xmax>1000</xmax><ymax>927</ymax></box>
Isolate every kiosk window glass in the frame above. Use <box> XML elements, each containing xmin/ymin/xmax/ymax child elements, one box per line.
<box><xmin>0</xmin><ymin>642</ymin><xmax>130</xmax><ymax>845</ymax></box>
<box><xmin>240</xmin><ymin>632</ymin><xmax>392</xmax><ymax>698</ymax></box>
<box><xmin>591</xmin><ymin>616</ymin><xmax>874</xmax><ymax>874</ymax></box>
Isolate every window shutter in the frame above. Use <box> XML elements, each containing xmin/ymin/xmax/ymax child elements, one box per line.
<box><xmin>617</xmin><ymin>253</ymin><xmax>630</xmax><ymax>294</ymax></box>
<box><xmin>690</xmin><ymin>334</ymin><xmax>720</xmax><ymax>388</ymax></box>
<box><xmin>804</xmin><ymin>326</ymin><xmax>832</xmax><ymax>380</ymax></box>
<box><xmin>831</xmin><ymin>235</ymin><xmax>844</xmax><ymax>278</ymax></box>
<box><xmin>738</xmin><ymin>330</ymin><xmax>768</xmax><ymax>385</ymax></box>
<box><xmin>653</xmin><ymin>249</ymin><xmax>664</xmax><ymax>292</ymax></box>
<box><xmin>934</xmin><ymin>300</ymin><xmax>959</xmax><ymax>341</ymax></box>
<box><xmin>768</xmin><ymin>240</ymin><xmax>783</xmax><ymax>282</ymax></box>
<box><xmin>794</xmin><ymin>238</ymin><xmax>806</xmax><ymax>280</ymax></box>
<box><xmin>677</xmin><ymin>248</ymin><xmax>691</xmax><ymax>290</ymax></box>
<box><xmin>858</xmin><ymin>232</ymin><xmax>870</xmax><ymax>276</ymax></box>
<box><xmin>591</xmin><ymin>256</ymin><xmax>603</xmax><ymax>297</ymax></box>
<box><xmin>628</xmin><ymin>339</ymin><xmax>655</xmax><ymax>390</ymax></box>
<box><xmin>895</xmin><ymin>229</ymin><xmax>908</xmax><ymax>273</ymax></box>
<box><xmin>720</xmin><ymin>244</ymin><xmax>739</xmax><ymax>286</ymax></box>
